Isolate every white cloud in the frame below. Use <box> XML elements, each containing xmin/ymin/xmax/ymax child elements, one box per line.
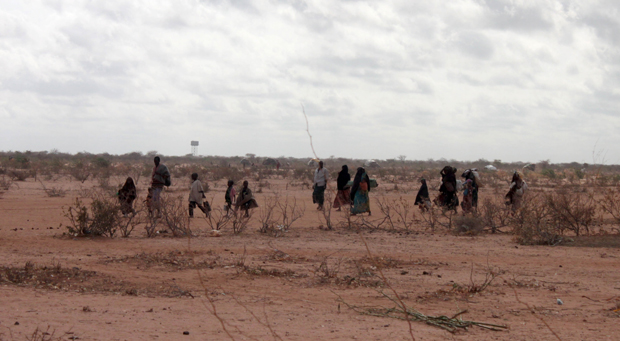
<box><xmin>0</xmin><ymin>0</ymin><xmax>619</xmax><ymax>163</ymax></box>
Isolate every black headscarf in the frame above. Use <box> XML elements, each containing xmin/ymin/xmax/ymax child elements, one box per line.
<box><xmin>414</xmin><ymin>179</ymin><xmax>429</xmax><ymax>205</ymax></box>
<box><xmin>119</xmin><ymin>177</ymin><xmax>136</xmax><ymax>200</ymax></box>
<box><xmin>506</xmin><ymin>172</ymin><xmax>521</xmax><ymax>203</ymax></box>
<box><xmin>440</xmin><ymin>166</ymin><xmax>457</xmax><ymax>193</ymax></box>
<box><xmin>337</xmin><ymin>165</ymin><xmax>351</xmax><ymax>190</ymax></box>
<box><xmin>350</xmin><ymin>167</ymin><xmax>369</xmax><ymax>201</ymax></box>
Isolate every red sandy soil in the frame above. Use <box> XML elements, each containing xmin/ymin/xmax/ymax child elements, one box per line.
<box><xmin>1</xmin><ymin>176</ymin><xmax>619</xmax><ymax>341</ymax></box>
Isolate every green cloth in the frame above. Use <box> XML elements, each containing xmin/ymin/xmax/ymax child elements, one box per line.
<box><xmin>313</xmin><ymin>185</ymin><xmax>326</xmax><ymax>205</ymax></box>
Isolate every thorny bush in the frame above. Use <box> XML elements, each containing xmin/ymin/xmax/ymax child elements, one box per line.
<box><xmin>64</xmin><ymin>193</ymin><xmax>121</xmax><ymax>237</ymax></box>
<box><xmin>509</xmin><ymin>194</ymin><xmax>561</xmax><ymax>245</ymax></box>
<box><xmin>544</xmin><ymin>190</ymin><xmax>598</xmax><ymax>236</ymax></box>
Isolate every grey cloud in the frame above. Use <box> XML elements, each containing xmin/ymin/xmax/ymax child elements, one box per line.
<box><xmin>4</xmin><ymin>72</ymin><xmax>119</xmax><ymax>98</ymax></box>
<box><xmin>578</xmin><ymin>88</ymin><xmax>620</xmax><ymax>118</ymax></box>
<box><xmin>455</xmin><ymin>31</ymin><xmax>494</xmax><ymax>60</ymax></box>
<box><xmin>0</xmin><ymin>13</ymin><xmax>26</xmax><ymax>38</ymax></box>
<box><xmin>581</xmin><ymin>12</ymin><xmax>620</xmax><ymax>45</ymax></box>
<box><xmin>483</xmin><ymin>2</ymin><xmax>553</xmax><ymax>32</ymax></box>
<box><xmin>448</xmin><ymin>72</ymin><xmax>483</xmax><ymax>87</ymax></box>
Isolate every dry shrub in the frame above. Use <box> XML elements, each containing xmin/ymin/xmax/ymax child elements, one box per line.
<box><xmin>599</xmin><ymin>188</ymin><xmax>620</xmax><ymax>227</ymax></box>
<box><xmin>509</xmin><ymin>195</ymin><xmax>561</xmax><ymax>245</ymax></box>
<box><xmin>209</xmin><ymin>166</ymin><xmax>245</xmax><ymax>182</ymax></box>
<box><xmin>0</xmin><ymin>261</ymin><xmax>97</xmax><ymax>289</ymax></box>
<box><xmin>453</xmin><ymin>215</ymin><xmax>485</xmax><ymax>235</ymax></box>
<box><xmin>562</xmin><ymin>234</ymin><xmax>620</xmax><ymax>248</ymax></box>
<box><xmin>69</xmin><ymin>160</ymin><xmax>91</xmax><ymax>183</ymax></box>
<box><xmin>106</xmin><ymin>250</ymin><xmax>219</xmax><ymax>270</ymax></box>
<box><xmin>159</xmin><ymin>195</ymin><xmax>192</xmax><ymax>237</ymax></box>
<box><xmin>313</xmin><ymin>257</ymin><xmax>342</xmax><ymax>284</ymax></box>
<box><xmin>258</xmin><ymin>195</ymin><xmax>281</xmax><ymax>236</ymax></box>
<box><xmin>318</xmin><ymin>190</ymin><xmax>334</xmax><ymax>230</ymax></box>
<box><xmin>376</xmin><ymin>196</ymin><xmax>416</xmax><ymax>231</ymax></box>
<box><xmin>9</xmin><ymin>169</ymin><xmax>30</xmax><ymax>181</ymax></box>
<box><xmin>118</xmin><ymin>201</ymin><xmax>149</xmax><ymax>238</ymax></box>
<box><xmin>259</xmin><ymin>194</ymin><xmax>305</xmax><ymax>235</ymax></box>
<box><xmin>205</xmin><ymin>204</ymin><xmax>232</xmax><ymax>232</ymax></box>
<box><xmin>0</xmin><ymin>174</ymin><xmax>14</xmax><ymax>190</ymax></box>
<box><xmin>231</xmin><ymin>211</ymin><xmax>252</xmax><ymax>234</ymax></box>
<box><xmin>63</xmin><ymin>193</ymin><xmax>121</xmax><ymax>237</ymax></box>
<box><xmin>64</xmin><ymin>189</ymin><xmax>145</xmax><ymax>238</ymax></box>
<box><xmin>478</xmin><ymin>198</ymin><xmax>510</xmax><ymax>233</ymax></box>
<box><xmin>450</xmin><ymin>263</ymin><xmax>504</xmax><ymax>295</ymax></box>
<box><xmin>26</xmin><ymin>326</ymin><xmax>65</xmax><ymax>341</ymax></box>
<box><xmin>418</xmin><ymin>203</ymin><xmax>440</xmax><ymax>231</ymax></box>
<box><xmin>545</xmin><ymin>190</ymin><xmax>598</xmax><ymax>236</ymax></box>
<box><xmin>39</xmin><ymin>180</ymin><xmax>66</xmax><ymax>198</ymax></box>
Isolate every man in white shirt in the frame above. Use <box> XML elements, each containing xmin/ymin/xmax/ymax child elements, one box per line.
<box><xmin>313</xmin><ymin>161</ymin><xmax>329</xmax><ymax>210</ymax></box>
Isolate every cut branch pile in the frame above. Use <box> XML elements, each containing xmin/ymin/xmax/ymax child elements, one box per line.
<box><xmin>336</xmin><ymin>291</ymin><xmax>508</xmax><ymax>333</ymax></box>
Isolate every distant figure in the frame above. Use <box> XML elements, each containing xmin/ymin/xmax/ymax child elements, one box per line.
<box><xmin>333</xmin><ymin>165</ymin><xmax>351</xmax><ymax>211</ymax></box>
<box><xmin>151</xmin><ymin>156</ymin><xmax>171</xmax><ymax>217</ymax></box>
<box><xmin>414</xmin><ymin>178</ymin><xmax>431</xmax><ymax>212</ymax></box>
<box><xmin>461</xmin><ymin>179</ymin><xmax>474</xmax><ymax>214</ymax></box>
<box><xmin>313</xmin><ymin>161</ymin><xmax>330</xmax><ymax>210</ymax></box>
<box><xmin>276</xmin><ymin>160</ymin><xmax>281</xmax><ymax>171</ymax></box>
<box><xmin>506</xmin><ymin>171</ymin><xmax>528</xmax><ymax>212</ymax></box>
<box><xmin>462</xmin><ymin>168</ymin><xmax>481</xmax><ymax>208</ymax></box>
<box><xmin>188</xmin><ymin>173</ymin><xmax>210</xmax><ymax>218</ymax></box>
<box><xmin>350</xmin><ymin>167</ymin><xmax>371</xmax><ymax>215</ymax></box>
<box><xmin>225</xmin><ymin>180</ymin><xmax>236</xmax><ymax>213</ymax></box>
<box><xmin>438</xmin><ymin>166</ymin><xmax>458</xmax><ymax>212</ymax></box>
<box><xmin>236</xmin><ymin>180</ymin><xmax>258</xmax><ymax>217</ymax></box>
<box><xmin>117</xmin><ymin>177</ymin><xmax>137</xmax><ymax>216</ymax></box>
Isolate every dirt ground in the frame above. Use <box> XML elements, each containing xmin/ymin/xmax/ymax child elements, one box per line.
<box><xmin>1</xmin><ymin>176</ymin><xmax>619</xmax><ymax>341</ymax></box>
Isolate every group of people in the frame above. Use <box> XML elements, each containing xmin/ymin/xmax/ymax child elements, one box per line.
<box><xmin>116</xmin><ymin>156</ymin><xmax>259</xmax><ymax>219</ymax></box>
<box><xmin>116</xmin><ymin>157</ymin><xmax>528</xmax><ymax>224</ymax></box>
<box><xmin>187</xmin><ymin>177</ymin><xmax>259</xmax><ymax>218</ymax></box>
<box><xmin>117</xmin><ymin>156</ymin><xmax>171</xmax><ymax>218</ymax></box>
<box><xmin>414</xmin><ymin>166</ymin><xmax>527</xmax><ymax>214</ymax></box>
<box><xmin>312</xmin><ymin>161</ymin><xmax>373</xmax><ymax>215</ymax></box>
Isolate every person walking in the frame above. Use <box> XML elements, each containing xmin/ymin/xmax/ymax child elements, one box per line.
<box><xmin>506</xmin><ymin>171</ymin><xmax>528</xmax><ymax>212</ymax></box>
<box><xmin>350</xmin><ymin>167</ymin><xmax>371</xmax><ymax>215</ymax></box>
<box><xmin>439</xmin><ymin>166</ymin><xmax>458</xmax><ymax>212</ymax></box>
<box><xmin>235</xmin><ymin>180</ymin><xmax>259</xmax><ymax>217</ymax></box>
<box><xmin>117</xmin><ymin>177</ymin><xmax>137</xmax><ymax>216</ymax></box>
<box><xmin>312</xmin><ymin>161</ymin><xmax>329</xmax><ymax>210</ymax></box>
<box><xmin>188</xmin><ymin>173</ymin><xmax>209</xmax><ymax>218</ymax></box>
<box><xmin>461</xmin><ymin>179</ymin><xmax>474</xmax><ymax>214</ymax></box>
<box><xmin>414</xmin><ymin>178</ymin><xmax>431</xmax><ymax>212</ymax></box>
<box><xmin>151</xmin><ymin>156</ymin><xmax>171</xmax><ymax>217</ymax></box>
<box><xmin>462</xmin><ymin>168</ymin><xmax>482</xmax><ymax>209</ymax></box>
<box><xmin>333</xmin><ymin>165</ymin><xmax>351</xmax><ymax>211</ymax></box>
<box><xmin>225</xmin><ymin>179</ymin><xmax>236</xmax><ymax>214</ymax></box>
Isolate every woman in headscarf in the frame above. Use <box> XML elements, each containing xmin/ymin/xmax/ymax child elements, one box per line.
<box><xmin>350</xmin><ymin>167</ymin><xmax>371</xmax><ymax>215</ymax></box>
<box><xmin>414</xmin><ymin>178</ymin><xmax>431</xmax><ymax>212</ymax></box>
<box><xmin>118</xmin><ymin>177</ymin><xmax>137</xmax><ymax>216</ymax></box>
<box><xmin>235</xmin><ymin>180</ymin><xmax>259</xmax><ymax>217</ymax></box>
<box><xmin>333</xmin><ymin>165</ymin><xmax>351</xmax><ymax>211</ymax></box>
<box><xmin>506</xmin><ymin>171</ymin><xmax>528</xmax><ymax>212</ymax></box>
<box><xmin>461</xmin><ymin>179</ymin><xmax>474</xmax><ymax>214</ymax></box>
<box><xmin>439</xmin><ymin>166</ymin><xmax>458</xmax><ymax>211</ymax></box>
<box><xmin>462</xmin><ymin>169</ymin><xmax>481</xmax><ymax>209</ymax></box>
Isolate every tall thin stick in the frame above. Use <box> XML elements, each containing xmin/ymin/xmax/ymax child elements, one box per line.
<box><xmin>357</xmin><ymin>230</ymin><xmax>416</xmax><ymax>341</ymax></box>
<box><xmin>510</xmin><ymin>284</ymin><xmax>561</xmax><ymax>341</ymax></box>
<box><xmin>301</xmin><ymin>103</ymin><xmax>319</xmax><ymax>160</ymax></box>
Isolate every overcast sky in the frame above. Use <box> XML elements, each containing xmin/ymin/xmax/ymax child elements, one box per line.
<box><xmin>1</xmin><ymin>0</ymin><xmax>619</xmax><ymax>164</ymax></box>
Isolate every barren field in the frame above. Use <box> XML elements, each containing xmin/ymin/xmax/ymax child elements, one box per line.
<box><xmin>1</xmin><ymin>174</ymin><xmax>620</xmax><ymax>341</ymax></box>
